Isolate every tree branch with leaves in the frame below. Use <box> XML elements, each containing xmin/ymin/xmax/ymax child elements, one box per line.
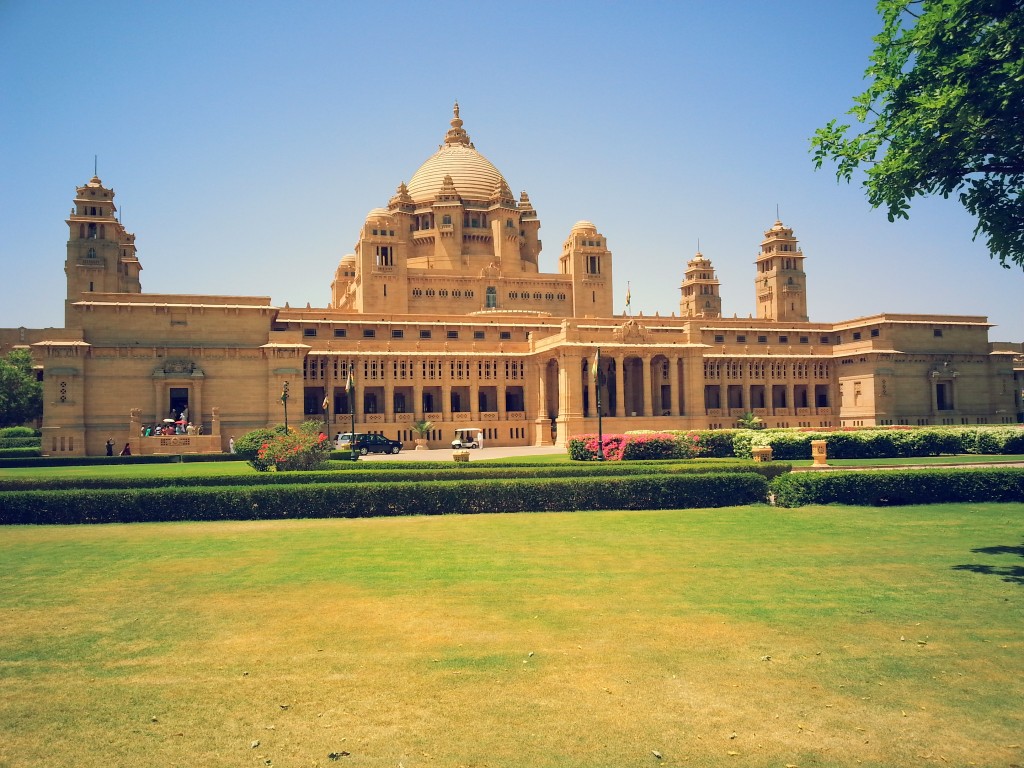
<box><xmin>811</xmin><ymin>0</ymin><xmax>1024</xmax><ymax>269</ymax></box>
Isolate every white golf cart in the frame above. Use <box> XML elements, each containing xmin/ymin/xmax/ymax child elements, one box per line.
<box><xmin>451</xmin><ymin>427</ymin><xmax>483</xmax><ymax>450</ymax></box>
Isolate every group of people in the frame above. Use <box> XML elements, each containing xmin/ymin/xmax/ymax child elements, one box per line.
<box><xmin>105</xmin><ymin>438</ymin><xmax>131</xmax><ymax>457</ymax></box>
<box><xmin>142</xmin><ymin>422</ymin><xmax>202</xmax><ymax>437</ymax></box>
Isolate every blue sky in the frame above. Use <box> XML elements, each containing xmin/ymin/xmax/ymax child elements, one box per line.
<box><xmin>2</xmin><ymin>1</ymin><xmax>1021</xmax><ymax>340</ymax></box>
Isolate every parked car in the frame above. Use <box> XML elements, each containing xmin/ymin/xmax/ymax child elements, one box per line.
<box><xmin>342</xmin><ymin>432</ymin><xmax>403</xmax><ymax>455</ymax></box>
<box><xmin>451</xmin><ymin>428</ymin><xmax>483</xmax><ymax>449</ymax></box>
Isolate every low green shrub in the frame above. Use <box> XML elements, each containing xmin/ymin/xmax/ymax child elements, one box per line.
<box><xmin>0</xmin><ymin>447</ymin><xmax>41</xmax><ymax>458</ymax></box>
<box><xmin>0</xmin><ymin>472</ymin><xmax>770</xmax><ymax>524</ymax></box>
<box><xmin>0</xmin><ymin>459</ymin><xmax>789</xmax><ymax>492</ymax></box>
<box><xmin>771</xmin><ymin>468</ymin><xmax>1024</xmax><ymax>507</ymax></box>
<box><xmin>0</xmin><ymin>426</ymin><xmax>38</xmax><ymax>438</ymax></box>
<box><xmin>0</xmin><ymin>454</ymin><xmax>178</xmax><ymax>468</ymax></box>
<box><xmin>0</xmin><ymin>437</ymin><xmax>41</xmax><ymax>449</ymax></box>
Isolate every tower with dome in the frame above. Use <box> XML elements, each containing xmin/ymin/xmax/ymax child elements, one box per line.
<box><xmin>330</xmin><ymin>103</ymin><xmax>613</xmax><ymax>318</ymax></box>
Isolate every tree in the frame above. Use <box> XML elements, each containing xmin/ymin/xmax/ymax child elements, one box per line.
<box><xmin>0</xmin><ymin>349</ymin><xmax>43</xmax><ymax>427</ymax></box>
<box><xmin>811</xmin><ymin>0</ymin><xmax>1024</xmax><ymax>269</ymax></box>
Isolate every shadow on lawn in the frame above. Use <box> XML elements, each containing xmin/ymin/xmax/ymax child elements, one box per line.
<box><xmin>952</xmin><ymin>544</ymin><xmax>1024</xmax><ymax>585</ymax></box>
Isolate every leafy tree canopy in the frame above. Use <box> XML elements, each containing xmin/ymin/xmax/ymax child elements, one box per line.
<box><xmin>0</xmin><ymin>349</ymin><xmax>43</xmax><ymax>427</ymax></box>
<box><xmin>811</xmin><ymin>0</ymin><xmax>1024</xmax><ymax>269</ymax></box>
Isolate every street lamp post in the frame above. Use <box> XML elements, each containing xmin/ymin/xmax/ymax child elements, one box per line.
<box><xmin>346</xmin><ymin>366</ymin><xmax>357</xmax><ymax>461</ymax></box>
<box><xmin>593</xmin><ymin>348</ymin><xmax>605</xmax><ymax>461</ymax></box>
<box><xmin>281</xmin><ymin>381</ymin><xmax>290</xmax><ymax>432</ymax></box>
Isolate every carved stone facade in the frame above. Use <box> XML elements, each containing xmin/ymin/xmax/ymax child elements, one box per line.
<box><xmin>13</xmin><ymin>106</ymin><xmax>1022</xmax><ymax>455</ymax></box>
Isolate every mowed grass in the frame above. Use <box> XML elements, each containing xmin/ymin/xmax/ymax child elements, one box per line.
<box><xmin>2</xmin><ymin>505</ymin><xmax>1023</xmax><ymax>768</ymax></box>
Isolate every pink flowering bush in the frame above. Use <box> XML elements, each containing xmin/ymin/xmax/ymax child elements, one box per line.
<box><xmin>245</xmin><ymin>420</ymin><xmax>332</xmax><ymax>472</ymax></box>
<box><xmin>569</xmin><ymin>432</ymin><xmax>700</xmax><ymax>461</ymax></box>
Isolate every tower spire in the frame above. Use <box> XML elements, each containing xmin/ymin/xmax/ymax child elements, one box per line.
<box><xmin>444</xmin><ymin>101</ymin><xmax>472</xmax><ymax>147</ymax></box>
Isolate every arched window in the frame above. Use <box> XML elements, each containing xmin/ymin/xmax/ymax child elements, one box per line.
<box><xmin>486</xmin><ymin>286</ymin><xmax>497</xmax><ymax>308</ymax></box>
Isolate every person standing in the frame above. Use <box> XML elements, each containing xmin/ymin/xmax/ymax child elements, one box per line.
<box><xmin>119</xmin><ymin>443</ymin><xmax>132</xmax><ymax>457</ymax></box>
<box><xmin>229</xmin><ymin>436</ymin><xmax>236</xmax><ymax>454</ymax></box>
<box><xmin>105</xmin><ymin>438</ymin><xmax>115</xmax><ymax>456</ymax></box>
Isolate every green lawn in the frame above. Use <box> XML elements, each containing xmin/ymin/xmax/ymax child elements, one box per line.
<box><xmin>2</xmin><ymin>504</ymin><xmax>1022</xmax><ymax>767</ymax></box>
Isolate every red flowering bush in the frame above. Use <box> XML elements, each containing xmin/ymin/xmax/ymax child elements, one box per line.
<box><xmin>244</xmin><ymin>421</ymin><xmax>332</xmax><ymax>472</ymax></box>
<box><xmin>569</xmin><ymin>432</ymin><xmax>700</xmax><ymax>461</ymax></box>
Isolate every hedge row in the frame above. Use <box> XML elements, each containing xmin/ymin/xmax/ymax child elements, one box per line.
<box><xmin>0</xmin><ymin>437</ymin><xmax>41</xmax><ymax>449</ymax></box>
<box><xmin>733</xmin><ymin>426</ymin><xmax>1024</xmax><ymax>460</ymax></box>
<box><xmin>771</xmin><ymin>468</ymin><xmax>1024</xmax><ymax>507</ymax></box>
<box><xmin>0</xmin><ymin>453</ymin><xmax>244</xmax><ymax>468</ymax></box>
<box><xmin>0</xmin><ymin>472</ymin><xmax>769</xmax><ymax>525</ymax></box>
<box><xmin>0</xmin><ymin>447</ymin><xmax>41</xmax><ymax>459</ymax></box>
<box><xmin>0</xmin><ymin>460</ymin><xmax>790</xmax><ymax>492</ymax></box>
<box><xmin>0</xmin><ymin>427</ymin><xmax>38</xmax><ymax>438</ymax></box>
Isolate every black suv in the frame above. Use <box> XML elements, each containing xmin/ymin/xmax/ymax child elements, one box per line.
<box><xmin>349</xmin><ymin>433</ymin><xmax>403</xmax><ymax>455</ymax></box>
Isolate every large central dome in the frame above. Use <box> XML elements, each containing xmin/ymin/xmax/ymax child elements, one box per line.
<box><xmin>406</xmin><ymin>103</ymin><xmax>507</xmax><ymax>205</ymax></box>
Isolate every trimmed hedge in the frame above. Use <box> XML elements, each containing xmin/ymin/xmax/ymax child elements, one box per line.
<box><xmin>771</xmin><ymin>468</ymin><xmax>1024</xmax><ymax>507</ymax></box>
<box><xmin>0</xmin><ymin>472</ymin><xmax>769</xmax><ymax>525</ymax></box>
<box><xmin>0</xmin><ymin>459</ymin><xmax>790</xmax><ymax>492</ymax></box>
<box><xmin>0</xmin><ymin>427</ymin><xmax>38</xmax><ymax>438</ymax></box>
<box><xmin>0</xmin><ymin>453</ymin><xmax>243</xmax><ymax>469</ymax></box>
<box><xmin>0</xmin><ymin>437</ymin><xmax>41</xmax><ymax>449</ymax></box>
<box><xmin>0</xmin><ymin>447</ymin><xmax>41</xmax><ymax>458</ymax></box>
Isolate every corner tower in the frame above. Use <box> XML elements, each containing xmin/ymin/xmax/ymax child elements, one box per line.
<box><xmin>65</xmin><ymin>176</ymin><xmax>142</xmax><ymax>326</ymax></box>
<box><xmin>754</xmin><ymin>219</ymin><xmax>807</xmax><ymax>322</ymax></box>
<box><xmin>679</xmin><ymin>250</ymin><xmax>722</xmax><ymax>318</ymax></box>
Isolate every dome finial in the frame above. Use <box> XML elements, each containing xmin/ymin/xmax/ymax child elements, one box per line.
<box><xmin>444</xmin><ymin>102</ymin><xmax>471</xmax><ymax>147</ymax></box>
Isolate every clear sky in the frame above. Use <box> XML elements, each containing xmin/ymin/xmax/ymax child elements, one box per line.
<box><xmin>2</xmin><ymin>1</ymin><xmax>1021</xmax><ymax>340</ymax></box>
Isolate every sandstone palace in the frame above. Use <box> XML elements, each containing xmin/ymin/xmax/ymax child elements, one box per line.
<box><xmin>15</xmin><ymin>105</ymin><xmax>1023</xmax><ymax>455</ymax></box>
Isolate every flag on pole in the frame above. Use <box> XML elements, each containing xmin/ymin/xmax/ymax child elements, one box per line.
<box><xmin>591</xmin><ymin>348</ymin><xmax>600</xmax><ymax>385</ymax></box>
<box><xmin>625</xmin><ymin>281</ymin><xmax>631</xmax><ymax>313</ymax></box>
<box><xmin>322</xmin><ymin>395</ymin><xmax>330</xmax><ymax>411</ymax></box>
<box><xmin>346</xmin><ymin>370</ymin><xmax>355</xmax><ymax>399</ymax></box>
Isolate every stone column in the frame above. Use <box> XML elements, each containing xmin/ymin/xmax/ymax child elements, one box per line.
<box><xmin>614</xmin><ymin>356</ymin><xmax>626</xmax><ymax>417</ymax></box>
<box><xmin>641</xmin><ymin>355</ymin><xmax>653</xmax><ymax>417</ymax></box>
<box><xmin>668</xmin><ymin>356</ymin><xmax>681</xmax><ymax>416</ymax></box>
<box><xmin>384</xmin><ymin>375</ymin><xmax>395</xmax><ymax>420</ymax></box>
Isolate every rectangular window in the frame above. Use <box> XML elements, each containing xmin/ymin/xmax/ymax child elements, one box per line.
<box><xmin>799</xmin><ymin>336</ymin><xmax>809</xmax><ymax>344</ymax></box>
<box><xmin>303</xmin><ymin>328</ymin><xmax>317</xmax><ymax>338</ymax></box>
<box><xmin>362</xmin><ymin>329</ymin><xmax>376</xmax><ymax>338</ymax></box>
<box><xmin>714</xmin><ymin>334</ymin><xmax>725</xmax><ymax>343</ymax></box>
<box><xmin>778</xmin><ymin>335</ymin><xmax>788</xmax><ymax>343</ymax></box>
<box><xmin>419</xmin><ymin>330</ymin><xmax>432</xmax><ymax>340</ymax></box>
<box><xmin>446</xmin><ymin>330</ymin><xmax>459</xmax><ymax>340</ymax></box>
<box><xmin>499</xmin><ymin>331</ymin><xmax>511</xmax><ymax>340</ymax></box>
<box><xmin>736</xmin><ymin>335</ymin><xmax>746</xmax><ymax>343</ymax></box>
<box><xmin>473</xmin><ymin>331</ymin><xmax>485</xmax><ymax>340</ymax></box>
<box><xmin>757</xmin><ymin>335</ymin><xmax>767</xmax><ymax>343</ymax></box>
<box><xmin>333</xmin><ymin>329</ymin><xmax>347</xmax><ymax>338</ymax></box>
<box><xmin>870</xmin><ymin>329</ymin><xmax>880</xmax><ymax>338</ymax></box>
<box><xmin>934</xmin><ymin>329</ymin><xmax>943</xmax><ymax>337</ymax></box>
<box><xmin>391</xmin><ymin>329</ymin><xmax>404</xmax><ymax>339</ymax></box>
<box><xmin>820</xmin><ymin>336</ymin><xmax>830</xmax><ymax>344</ymax></box>
<box><xmin>853</xmin><ymin>332</ymin><xmax>862</xmax><ymax>340</ymax></box>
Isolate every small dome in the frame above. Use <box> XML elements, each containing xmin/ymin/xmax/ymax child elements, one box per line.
<box><xmin>340</xmin><ymin>253</ymin><xmax>356</xmax><ymax>265</ymax></box>
<box><xmin>366</xmin><ymin>207</ymin><xmax>391</xmax><ymax>220</ymax></box>
<box><xmin>571</xmin><ymin>220</ymin><xmax>597</xmax><ymax>233</ymax></box>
